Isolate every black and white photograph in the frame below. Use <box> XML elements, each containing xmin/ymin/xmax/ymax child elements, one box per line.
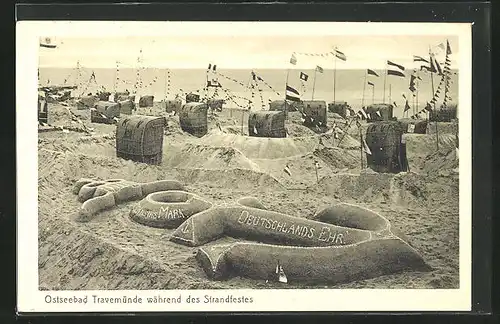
<box><xmin>17</xmin><ymin>21</ymin><xmax>472</xmax><ymax>312</ymax></box>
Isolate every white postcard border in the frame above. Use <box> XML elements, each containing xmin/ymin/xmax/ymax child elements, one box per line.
<box><xmin>16</xmin><ymin>21</ymin><xmax>472</xmax><ymax>313</ymax></box>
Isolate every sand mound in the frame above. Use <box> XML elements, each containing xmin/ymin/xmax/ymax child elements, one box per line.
<box><xmin>286</xmin><ymin>123</ymin><xmax>317</xmax><ymax>137</ymax></box>
<box><xmin>314</xmin><ymin>147</ymin><xmax>360</xmax><ymax>170</ymax></box>
<box><xmin>200</xmin><ymin>131</ymin><xmax>319</xmax><ymax>159</ymax></box>
<box><xmin>163</xmin><ymin>143</ymin><xmax>261</xmax><ymax>171</ymax></box>
<box><xmin>252</xmin><ymin>153</ymin><xmax>332</xmax><ymax>188</ymax></box>
<box><xmin>404</xmin><ymin>133</ymin><xmax>457</xmax><ymax>173</ymax></box>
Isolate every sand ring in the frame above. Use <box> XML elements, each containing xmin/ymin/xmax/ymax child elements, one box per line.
<box><xmin>130</xmin><ymin>191</ymin><xmax>213</xmax><ymax>229</ymax></box>
<box><xmin>72</xmin><ymin>178</ymin><xmax>185</xmax><ymax>222</ymax></box>
<box><xmin>169</xmin><ymin>199</ymin><xmax>431</xmax><ymax>284</ymax></box>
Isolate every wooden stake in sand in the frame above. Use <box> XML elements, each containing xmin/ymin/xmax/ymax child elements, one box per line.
<box><xmin>315</xmin><ymin>161</ymin><xmax>320</xmax><ymax>183</ymax></box>
<box><xmin>359</xmin><ymin>127</ymin><xmax>364</xmax><ymax>170</ymax></box>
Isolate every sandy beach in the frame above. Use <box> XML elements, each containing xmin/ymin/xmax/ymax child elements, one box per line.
<box><xmin>38</xmin><ymin>101</ymin><xmax>459</xmax><ymax>290</ymax></box>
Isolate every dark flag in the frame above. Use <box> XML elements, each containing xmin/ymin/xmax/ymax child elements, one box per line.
<box><xmin>387</xmin><ymin>70</ymin><xmax>405</xmax><ymax>77</ymax></box>
<box><xmin>387</xmin><ymin>60</ymin><xmax>405</xmax><ymax>71</ymax></box>
<box><xmin>425</xmin><ymin>102</ymin><xmax>433</xmax><ymax>111</ymax></box>
<box><xmin>413</xmin><ymin>55</ymin><xmax>429</xmax><ymax>63</ymax></box>
<box><xmin>420</xmin><ymin>65</ymin><xmax>431</xmax><ymax>72</ymax></box>
<box><xmin>367</xmin><ymin>81</ymin><xmax>374</xmax><ymax>86</ymax></box>
<box><xmin>404</xmin><ymin>100</ymin><xmax>411</xmax><ymax>112</ymax></box>
<box><xmin>213</xmin><ymin>65</ymin><xmax>217</xmax><ymax>71</ymax></box>
<box><xmin>251</xmin><ymin>71</ymin><xmax>256</xmax><ymax>81</ymax></box>
<box><xmin>208</xmin><ymin>64</ymin><xmax>212</xmax><ymax>70</ymax></box>
<box><xmin>367</xmin><ymin>69</ymin><xmax>379</xmax><ymax>77</ymax></box>
<box><xmin>39</xmin><ymin>37</ymin><xmax>57</xmax><ymax>48</ymax></box>
<box><xmin>333</xmin><ymin>49</ymin><xmax>347</xmax><ymax>61</ymax></box>
<box><xmin>290</xmin><ymin>53</ymin><xmax>297</xmax><ymax>65</ymax></box>
<box><xmin>409</xmin><ymin>74</ymin><xmax>417</xmax><ymax>92</ymax></box>
<box><xmin>393</xmin><ymin>101</ymin><xmax>398</xmax><ymax>107</ymax></box>
<box><xmin>446</xmin><ymin>40</ymin><xmax>453</xmax><ymax>55</ymax></box>
<box><xmin>300</xmin><ymin>72</ymin><xmax>309</xmax><ymax>81</ymax></box>
<box><xmin>430</xmin><ymin>55</ymin><xmax>443</xmax><ymax>75</ymax></box>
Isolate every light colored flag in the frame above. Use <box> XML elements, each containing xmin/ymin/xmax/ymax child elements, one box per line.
<box><xmin>362</xmin><ymin>138</ymin><xmax>372</xmax><ymax>155</ymax></box>
<box><xmin>276</xmin><ymin>265</ymin><xmax>288</xmax><ymax>283</ymax></box>
<box><xmin>290</xmin><ymin>53</ymin><xmax>297</xmax><ymax>65</ymax></box>
<box><xmin>315</xmin><ymin>65</ymin><xmax>324</xmax><ymax>73</ymax></box>
<box><xmin>376</xmin><ymin>110</ymin><xmax>381</xmax><ymax>117</ymax></box>
<box><xmin>283</xmin><ymin>164</ymin><xmax>292</xmax><ymax>176</ymax></box>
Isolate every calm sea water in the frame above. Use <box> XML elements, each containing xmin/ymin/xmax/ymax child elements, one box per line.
<box><xmin>39</xmin><ymin>67</ymin><xmax>458</xmax><ymax>118</ymax></box>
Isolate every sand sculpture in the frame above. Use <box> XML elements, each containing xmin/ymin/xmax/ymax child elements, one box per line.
<box><xmin>167</xmin><ymin>196</ymin><xmax>431</xmax><ymax>284</ymax></box>
<box><xmin>178</xmin><ymin>102</ymin><xmax>209</xmax><ymax>137</ymax></box>
<box><xmin>72</xmin><ymin>178</ymin><xmax>185</xmax><ymax>222</ymax></box>
<box><xmin>139</xmin><ymin>95</ymin><xmax>154</xmax><ymax>107</ymax></box>
<box><xmin>115</xmin><ymin>115</ymin><xmax>166</xmax><ymax>165</ymax></box>
<box><xmin>130</xmin><ymin>191</ymin><xmax>213</xmax><ymax>229</ymax></box>
<box><xmin>248</xmin><ymin>111</ymin><xmax>287</xmax><ymax>138</ymax></box>
<box><xmin>72</xmin><ymin>178</ymin><xmax>430</xmax><ymax>284</ymax></box>
<box><xmin>119</xmin><ymin>99</ymin><xmax>135</xmax><ymax>115</ymax></box>
<box><xmin>164</xmin><ymin>99</ymin><xmax>182</xmax><ymax>113</ymax></box>
<box><xmin>365</xmin><ymin>121</ymin><xmax>408</xmax><ymax>173</ymax></box>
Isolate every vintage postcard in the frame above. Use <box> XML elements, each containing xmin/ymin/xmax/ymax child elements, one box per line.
<box><xmin>17</xmin><ymin>21</ymin><xmax>471</xmax><ymax>313</ymax></box>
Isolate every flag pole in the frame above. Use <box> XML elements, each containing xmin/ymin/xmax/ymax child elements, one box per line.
<box><xmin>359</xmin><ymin>128</ymin><xmax>364</xmax><ymax>170</ymax></box>
<box><xmin>372</xmin><ymin>84</ymin><xmax>375</xmax><ymax>105</ymax></box>
<box><xmin>429</xmin><ymin>45</ymin><xmax>439</xmax><ymax>151</ymax></box>
<box><xmin>284</xmin><ymin>68</ymin><xmax>290</xmax><ymax>119</ymax></box>
<box><xmin>333</xmin><ymin>47</ymin><xmax>337</xmax><ymax>103</ymax></box>
<box><xmin>416</xmin><ymin>77</ymin><xmax>419</xmax><ymax>117</ymax></box>
<box><xmin>312</xmin><ymin>68</ymin><xmax>317</xmax><ymax>100</ymax></box>
<box><xmin>362</xmin><ymin>70</ymin><xmax>367</xmax><ymax>108</ymax></box>
<box><xmin>389</xmin><ymin>83</ymin><xmax>392</xmax><ymax>105</ymax></box>
<box><xmin>383</xmin><ymin>64</ymin><xmax>387</xmax><ymax>104</ymax></box>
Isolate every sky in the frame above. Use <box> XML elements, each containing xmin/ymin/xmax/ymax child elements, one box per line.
<box><xmin>38</xmin><ymin>34</ymin><xmax>459</xmax><ymax>71</ymax></box>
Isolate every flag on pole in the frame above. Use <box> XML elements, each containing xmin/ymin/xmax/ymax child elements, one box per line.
<box><xmin>367</xmin><ymin>81</ymin><xmax>374</xmax><ymax>86</ymax></box>
<box><xmin>446</xmin><ymin>39</ymin><xmax>453</xmax><ymax>55</ymax></box>
<box><xmin>290</xmin><ymin>53</ymin><xmax>297</xmax><ymax>65</ymax></box>
<box><xmin>413</xmin><ymin>55</ymin><xmax>429</xmax><ymax>63</ymax></box>
<box><xmin>387</xmin><ymin>70</ymin><xmax>405</xmax><ymax>77</ymax></box>
<box><xmin>358</xmin><ymin>109</ymin><xmax>368</xmax><ymax>119</ymax></box>
<box><xmin>207</xmin><ymin>63</ymin><xmax>212</xmax><ymax>70</ymax></box>
<box><xmin>283</xmin><ymin>164</ymin><xmax>292</xmax><ymax>176</ymax></box>
<box><xmin>300</xmin><ymin>72</ymin><xmax>309</xmax><ymax>81</ymax></box>
<box><xmin>387</xmin><ymin>60</ymin><xmax>406</xmax><ymax>71</ymax></box>
<box><xmin>367</xmin><ymin>69</ymin><xmax>379</xmax><ymax>77</ymax></box>
<box><xmin>404</xmin><ymin>100</ymin><xmax>411</xmax><ymax>112</ymax></box>
<box><xmin>333</xmin><ymin>49</ymin><xmax>347</xmax><ymax>61</ymax></box>
<box><xmin>39</xmin><ymin>37</ymin><xmax>57</xmax><ymax>48</ymax></box>
<box><xmin>315</xmin><ymin>65</ymin><xmax>324</xmax><ymax>73</ymax></box>
<box><xmin>430</xmin><ymin>54</ymin><xmax>444</xmax><ymax>75</ymax></box>
<box><xmin>409</xmin><ymin>74</ymin><xmax>417</xmax><ymax>92</ymax></box>
<box><xmin>285</xmin><ymin>85</ymin><xmax>301</xmax><ymax>102</ymax></box>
